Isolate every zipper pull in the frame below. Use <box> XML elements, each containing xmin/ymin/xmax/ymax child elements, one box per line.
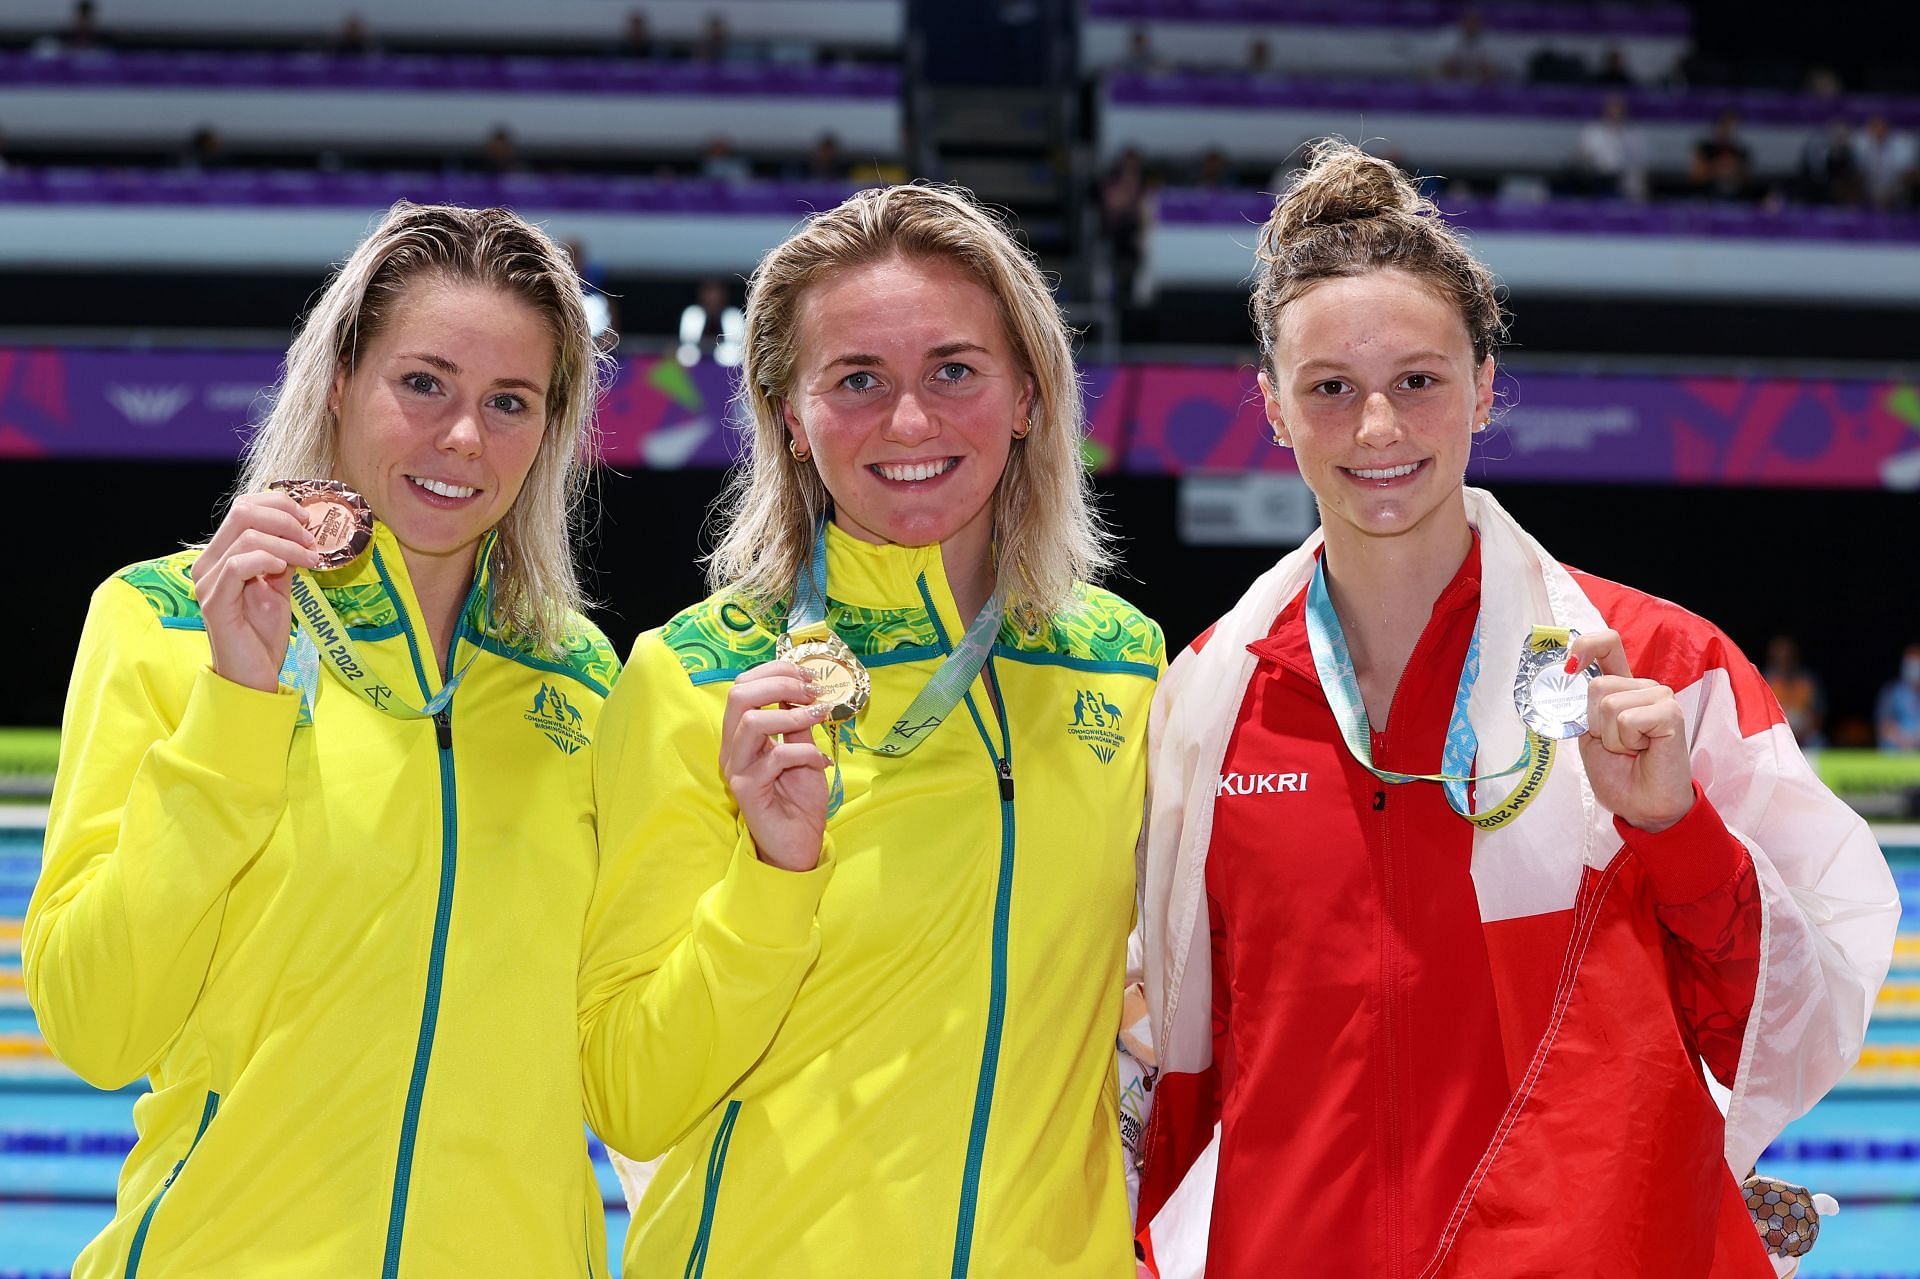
<box><xmin>434</xmin><ymin>709</ymin><xmax>452</xmax><ymax>750</ymax></box>
<box><xmin>997</xmin><ymin>758</ymin><xmax>1014</xmax><ymax>802</ymax></box>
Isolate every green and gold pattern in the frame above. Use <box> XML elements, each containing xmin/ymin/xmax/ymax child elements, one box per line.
<box><xmin>117</xmin><ymin>552</ymin><xmax>203</xmax><ymax>627</ymax></box>
<box><xmin>117</xmin><ymin>549</ymin><xmax>619</xmax><ymax>695</ymax></box>
<box><xmin>663</xmin><ymin>581</ymin><xmax>1161</xmax><ymax>684</ymax></box>
<box><xmin>995</xmin><ymin>583</ymin><xmax>1164</xmax><ymax>672</ymax></box>
<box><xmin>663</xmin><ymin>591</ymin><xmax>940</xmax><ymax>684</ymax></box>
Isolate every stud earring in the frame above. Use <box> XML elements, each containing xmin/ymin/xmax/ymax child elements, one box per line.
<box><xmin>1268</xmin><ymin>422</ymin><xmax>1290</xmax><ymax>448</ymax></box>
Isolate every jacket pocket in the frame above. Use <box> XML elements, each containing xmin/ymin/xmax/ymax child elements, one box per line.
<box><xmin>124</xmin><ymin>1089</ymin><xmax>219</xmax><ymax>1279</ymax></box>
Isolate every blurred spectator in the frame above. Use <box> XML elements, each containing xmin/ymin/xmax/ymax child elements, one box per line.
<box><xmin>1800</xmin><ymin>118</ymin><xmax>1863</xmax><ymax>206</ymax></box>
<box><xmin>678</xmin><ymin>278</ymin><xmax>744</xmax><ymax>368</ymax></box>
<box><xmin>1438</xmin><ymin>8</ymin><xmax>1500</xmax><ymax>85</ymax></box>
<box><xmin>1805</xmin><ymin>66</ymin><xmax>1845</xmax><ymax>100</ymax></box>
<box><xmin>1100</xmin><ymin>146</ymin><xmax>1151</xmax><ymax>307</ymax></box>
<box><xmin>62</xmin><ymin>0</ymin><xmax>103</xmax><ymax>52</ymax></box>
<box><xmin>808</xmin><ymin>132</ymin><xmax>846</xmax><ymax>182</ymax></box>
<box><xmin>1592</xmin><ymin>47</ymin><xmax>1635</xmax><ymax>88</ymax></box>
<box><xmin>1853</xmin><ymin>115</ymin><xmax>1918</xmax><ymax>211</ymax></box>
<box><xmin>1526</xmin><ymin>45</ymin><xmax>1587</xmax><ymax>87</ymax></box>
<box><xmin>1120</xmin><ymin>24</ymin><xmax>1156</xmax><ymax>74</ymax></box>
<box><xmin>1196</xmin><ymin>147</ymin><xmax>1230</xmax><ymax>189</ymax></box>
<box><xmin>700</xmin><ymin>136</ymin><xmax>752</xmax><ymax>184</ymax></box>
<box><xmin>620</xmin><ymin>9</ymin><xmax>654</xmax><ymax>60</ymax></box>
<box><xmin>483</xmin><ymin>125</ymin><xmax>526</xmax><ymax>175</ymax></box>
<box><xmin>179</xmin><ymin>125</ymin><xmax>227</xmax><ymax>172</ymax></box>
<box><xmin>1690</xmin><ymin>110</ymin><xmax>1753</xmax><ymax>200</ymax></box>
<box><xmin>1575</xmin><ymin>93</ymin><xmax>1648</xmax><ymax>201</ymax></box>
<box><xmin>564</xmin><ymin>240</ymin><xmax>618</xmax><ymax>342</ymax></box>
<box><xmin>1763</xmin><ymin>636</ymin><xmax>1826</xmax><ymax>748</ymax></box>
<box><xmin>1248</xmin><ymin>38</ymin><xmax>1272</xmax><ymax>77</ymax></box>
<box><xmin>1876</xmin><ymin>643</ymin><xmax>1920</xmax><ymax>751</ymax></box>
<box><xmin>335</xmin><ymin>12</ymin><xmax>377</xmax><ymax>57</ymax></box>
<box><xmin>695</xmin><ymin>14</ymin><xmax>732</xmax><ymax>63</ymax></box>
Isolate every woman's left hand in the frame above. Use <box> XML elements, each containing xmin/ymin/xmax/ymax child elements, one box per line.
<box><xmin>1567</xmin><ymin>629</ymin><xmax>1696</xmax><ymax>834</ymax></box>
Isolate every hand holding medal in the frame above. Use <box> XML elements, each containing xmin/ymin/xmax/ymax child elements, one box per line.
<box><xmin>191</xmin><ymin>489</ymin><xmax>330</xmax><ymax>693</ymax></box>
<box><xmin>720</xmin><ymin>660</ymin><xmax>834</xmax><ymax>872</ymax></box>
<box><xmin>1565</xmin><ymin>628</ymin><xmax>1696</xmax><ymax>834</ymax></box>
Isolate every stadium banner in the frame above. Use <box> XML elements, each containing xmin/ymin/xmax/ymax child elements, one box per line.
<box><xmin>2</xmin><ymin>346</ymin><xmax>1917</xmax><ymax>489</ymax></box>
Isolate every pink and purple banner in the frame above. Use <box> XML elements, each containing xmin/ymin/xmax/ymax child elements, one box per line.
<box><xmin>3</xmin><ymin>347</ymin><xmax>1917</xmax><ymax>489</ymax></box>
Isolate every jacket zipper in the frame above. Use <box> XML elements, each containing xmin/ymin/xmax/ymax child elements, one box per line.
<box><xmin>912</xmin><ymin>572</ymin><xmax>1015</xmax><ymax>1279</ymax></box>
<box><xmin>377</xmin><ymin>561</ymin><xmax>478</xmax><ymax>1279</ymax></box>
<box><xmin>949</xmin><ymin>657</ymin><xmax>1015</xmax><ymax>1279</ymax></box>
<box><xmin>123</xmin><ymin>1090</ymin><xmax>219</xmax><ymax>1278</ymax></box>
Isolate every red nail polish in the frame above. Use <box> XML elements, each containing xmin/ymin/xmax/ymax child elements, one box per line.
<box><xmin>1565</xmin><ymin>656</ymin><xmax>1582</xmax><ymax>674</ymax></box>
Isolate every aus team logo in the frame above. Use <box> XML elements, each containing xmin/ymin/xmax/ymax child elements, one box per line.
<box><xmin>1067</xmin><ymin>687</ymin><xmax>1128</xmax><ymax>764</ymax></box>
<box><xmin>525</xmin><ymin>682</ymin><xmax>590</xmax><ymax>755</ymax></box>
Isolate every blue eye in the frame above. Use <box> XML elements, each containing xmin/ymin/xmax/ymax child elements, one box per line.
<box><xmin>403</xmin><ymin>372</ymin><xmax>441</xmax><ymax>395</ymax></box>
<box><xmin>842</xmin><ymin>371</ymin><xmax>878</xmax><ymax>393</ymax></box>
<box><xmin>934</xmin><ymin>362</ymin><xmax>972</xmax><ymax>383</ymax></box>
<box><xmin>488</xmin><ymin>393</ymin><xmax>529</xmax><ymax>415</ymax></box>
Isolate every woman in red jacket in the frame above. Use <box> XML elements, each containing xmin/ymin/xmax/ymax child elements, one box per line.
<box><xmin>1130</xmin><ymin>141</ymin><xmax>1900</xmax><ymax>1278</ymax></box>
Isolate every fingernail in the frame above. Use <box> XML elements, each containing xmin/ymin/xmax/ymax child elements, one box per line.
<box><xmin>1565</xmin><ymin>656</ymin><xmax>1582</xmax><ymax>674</ymax></box>
<box><xmin>805</xmin><ymin>680</ymin><xmax>825</xmax><ymax>697</ymax></box>
<box><xmin>809</xmin><ymin>703</ymin><xmax>832</xmax><ymax>720</ymax></box>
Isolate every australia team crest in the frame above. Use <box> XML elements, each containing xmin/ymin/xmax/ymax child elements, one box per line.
<box><xmin>525</xmin><ymin>682</ymin><xmax>591</xmax><ymax>755</ymax></box>
<box><xmin>1067</xmin><ymin>687</ymin><xmax>1128</xmax><ymax>764</ymax></box>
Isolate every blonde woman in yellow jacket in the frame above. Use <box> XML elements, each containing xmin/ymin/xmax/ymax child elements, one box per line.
<box><xmin>25</xmin><ymin>203</ymin><xmax>619</xmax><ymax>1277</ymax></box>
<box><xmin>580</xmin><ymin>185</ymin><xmax>1163</xmax><ymax>1277</ymax></box>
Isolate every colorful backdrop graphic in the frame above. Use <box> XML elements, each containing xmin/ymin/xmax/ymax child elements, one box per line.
<box><xmin>3</xmin><ymin>346</ymin><xmax>1918</xmax><ymax>488</ymax></box>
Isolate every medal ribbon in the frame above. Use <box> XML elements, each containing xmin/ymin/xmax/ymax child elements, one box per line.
<box><xmin>789</xmin><ymin>519</ymin><xmax>1005</xmax><ymax>760</ymax></box>
<box><xmin>284</xmin><ymin>566</ymin><xmax>482</xmax><ymax>721</ymax></box>
<box><xmin>1303</xmin><ymin>555</ymin><xmax>1554</xmax><ymax>831</ymax></box>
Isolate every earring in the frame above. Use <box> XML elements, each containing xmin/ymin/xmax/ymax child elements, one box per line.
<box><xmin>788</xmin><ymin>437</ymin><xmax>810</xmax><ymax>462</ymax></box>
<box><xmin>1268</xmin><ymin>422</ymin><xmax>1290</xmax><ymax>448</ymax></box>
<box><xmin>1472</xmin><ymin>418</ymin><xmax>1490</xmax><ymax>433</ymax></box>
<box><xmin>1012</xmin><ymin>414</ymin><xmax>1031</xmax><ymax>440</ymax></box>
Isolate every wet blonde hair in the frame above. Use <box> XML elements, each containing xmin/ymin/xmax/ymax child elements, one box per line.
<box><xmin>1253</xmin><ymin>140</ymin><xmax>1506</xmax><ymax>375</ymax></box>
<box><xmin>236</xmin><ymin>200</ymin><xmax>608</xmax><ymax>649</ymax></box>
<box><xmin>706</xmin><ymin>183</ymin><xmax>1112</xmax><ymax>630</ymax></box>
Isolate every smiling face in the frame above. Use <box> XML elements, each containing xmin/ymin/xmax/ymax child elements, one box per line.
<box><xmin>332</xmin><ymin>278</ymin><xmax>555</xmax><ymax>578</ymax></box>
<box><xmin>1259</xmin><ymin>268</ymin><xmax>1494</xmax><ymax>550</ymax></box>
<box><xmin>781</xmin><ymin>254</ymin><xmax>1033</xmax><ymax>569</ymax></box>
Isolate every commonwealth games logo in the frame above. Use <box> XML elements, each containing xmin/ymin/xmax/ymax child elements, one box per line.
<box><xmin>525</xmin><ymin>683</ymin><xmax>590</xmax><ymax>755</ymax></box>
<box><xmin>1067</xmin><ymin>688</ymin><xmax>1127</xmax><ymax>764</ymax></box>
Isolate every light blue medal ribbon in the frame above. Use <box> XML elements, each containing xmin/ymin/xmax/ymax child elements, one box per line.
<box><xmin>1303</xmin><ymin>554</ymin><xmax>1552</xmax><ymax>830</ymax></box>
<box><xmin>281</xmin><ymin>558</ymin><xmax>483</xmax><ymax>722</ymax></box>
<box><xmin>786</xmin><ymin>519</ymin><xmax>1005</xmax><ymax>813</ymax></box>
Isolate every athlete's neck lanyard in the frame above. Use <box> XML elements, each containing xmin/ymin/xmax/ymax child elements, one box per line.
<box><xmin>789</xmin><ymin>519</ymin><xmax>1005</xmax><ymax>760</ymax></box>
<box><xmin>278</xmin><ymin>545</ymin><xmax>485</xmax><ymax>723</ymax></box>
<box><xmin>1303</xmin><ymin>553</ymin><xmax>1554</xmax><ymax>831</ymax></box>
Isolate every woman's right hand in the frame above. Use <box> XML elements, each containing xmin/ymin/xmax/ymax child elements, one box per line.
<box><xmin>191</xmin><ymin>492</ymin><xmax>322</xmax><ymax>694</ymax></box>
<box><xmin>721</xmin><ymin>660</ymin><xmax>833</xmax><ymax>872</ymax></box>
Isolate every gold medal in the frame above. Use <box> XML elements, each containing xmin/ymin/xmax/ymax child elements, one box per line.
<box><xmin>776</xmin><ymin>625</ymin><xmax>870</xmax><ymax>723</ymax></box>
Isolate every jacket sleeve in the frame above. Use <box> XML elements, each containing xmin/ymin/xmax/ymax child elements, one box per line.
<box><xmin>579</xmin><ymin>631</ymin><xmax>833</xmax><ymax>1161</ymax></box>
<box><xmin>23</xmin><ymin>577</ymin><xmax>299</xmax><ymax>1088</ymax></box>
<box><xmin>1649</xmin><ymin>626</ymin><xmax>1899</xmax><ymax>1171</ymax></box>
<box><xmin>1619</xmin><ymin>785</ymin><xmax>1764</xmax><ymax>1087</ymax></box>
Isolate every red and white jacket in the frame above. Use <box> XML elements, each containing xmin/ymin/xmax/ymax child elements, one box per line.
<box><xmin>1131</xmin><ymin>488</ymin><xmax>1899</xmax><ymax>1278</ymax></box>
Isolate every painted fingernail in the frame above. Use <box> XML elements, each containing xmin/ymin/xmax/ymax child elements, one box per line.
<box><xmin>809</xmin><ymin>703</ymin><xmax>832</xmax><ymax>720</ymax></box>
<box><xmin>1565</xmin><ymin>656</ymin><xmax>1582</xmax><ymax>674</ymax></box>
<box><xmin>805</xmin><ymin>680</ymin><xmax>825</xmax><ymax>697</ymax></box>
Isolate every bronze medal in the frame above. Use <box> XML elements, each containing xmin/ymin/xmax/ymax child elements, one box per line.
<box><xmin>270</xmin><ymin>479</ymin><xmax>374</xmax><ymax>570</ymax></box>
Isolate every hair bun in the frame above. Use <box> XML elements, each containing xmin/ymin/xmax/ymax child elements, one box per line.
<box><xmin>1271</xmin><ymin>140</ymin><xmax>1425</xmax><ymax>241</ymax></box>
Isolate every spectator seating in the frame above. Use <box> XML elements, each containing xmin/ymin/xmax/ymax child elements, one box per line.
<box><xmin>1149</xmin><ymin>186</ymin><xmax>1920</xmax><ymax>299</ymax></box>
<box><xmin>1082</xmin><ymin>0</ymin><xmax>1690</xmax><ymax>83</ymax></box>
<box><xmin>0</xmin><ymin>49</ymin><xmax>901</xmax><ymax>154</ymax></box>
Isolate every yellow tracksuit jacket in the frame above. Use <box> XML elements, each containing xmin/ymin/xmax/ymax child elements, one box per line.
<box><xmin>25</xmin><ymin>525</ymin><xmax>621</xmax><ymax>1277</ymax></box>
<box><xmin>579</xmin><ymin>526</ymin><xmax>1164</xmax><ymax>1277</ymax></box>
